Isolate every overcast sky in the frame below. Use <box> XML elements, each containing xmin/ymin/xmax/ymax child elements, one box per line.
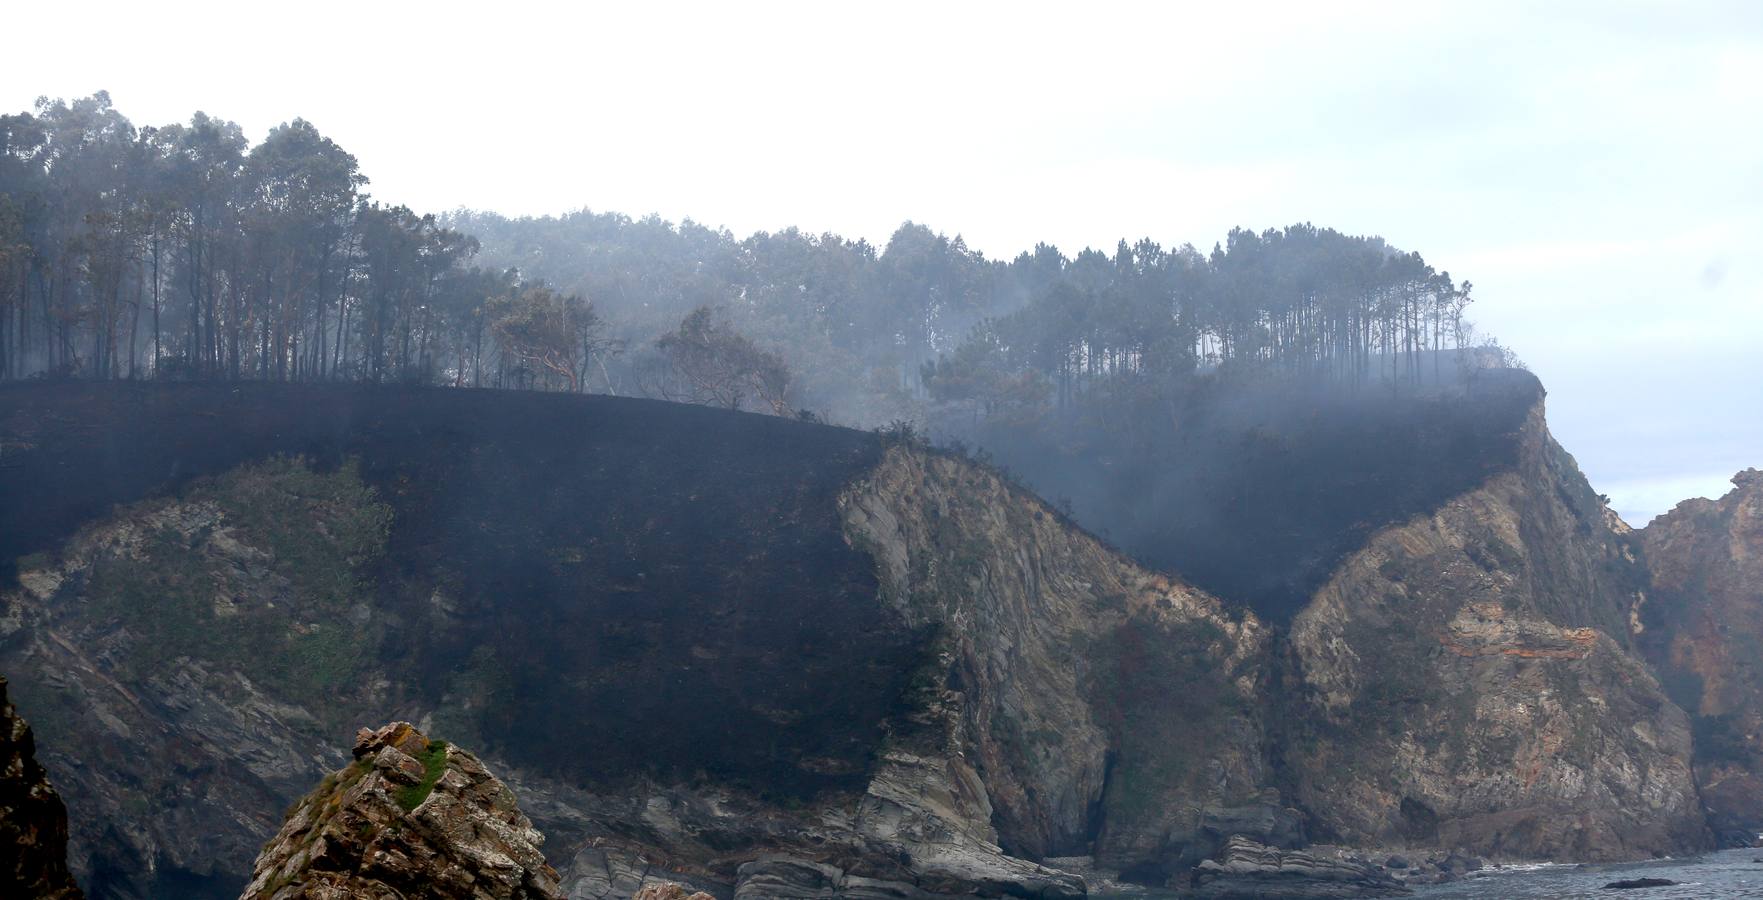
<box><xmin>5</xmin><ymin>0</ymin><xmax>1759</xmax><ymax>523</ymax></box>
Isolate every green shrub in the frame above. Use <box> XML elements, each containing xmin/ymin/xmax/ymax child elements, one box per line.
<box><xmin>394</xmin><ymin>740</ymin><xmax>449</xmax><ymax>812</ymax></box>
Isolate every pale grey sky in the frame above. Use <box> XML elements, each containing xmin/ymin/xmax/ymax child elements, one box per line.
<box><xmin>5</xmin><ymin>0</ymin><xmax>1759</xmax><ymax>523</ymax></box>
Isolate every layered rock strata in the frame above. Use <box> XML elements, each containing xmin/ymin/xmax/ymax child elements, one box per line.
<box><xmin>1187</xmin><ymin>836</ymin><xmax>1407</xmax><ymax>899</ymax></box>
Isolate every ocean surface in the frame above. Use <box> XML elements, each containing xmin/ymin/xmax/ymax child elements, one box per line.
<box><xmin>1412</xmin><ymin>848</ymin><xmax>1762</xmax><ymax>899</ymax></box>
<box><xmin>1091</xmin><ymin>848</ymin><xmax>1763</xmax><ymax>898</ymax></box>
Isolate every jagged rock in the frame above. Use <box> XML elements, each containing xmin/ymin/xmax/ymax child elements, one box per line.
<box><xmin>0</xmin><ymin>675</ymin><xmax>83</xmax><ymax>899</ymax></box>
<box><xmin>1188</xmin><ymin>836</ymin><xmax>1409</xmax><ymax>899</ymax></box>
<box><xmin>240</xmin><ymin>722</ymin><xmax>561</xmax><ymax>899</ymax></box>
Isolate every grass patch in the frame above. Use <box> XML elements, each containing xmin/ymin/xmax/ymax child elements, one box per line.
<box><xmin>394</xmin><ymin>740</ymin><xmax>449</xmax><ymax>812</ymax></box>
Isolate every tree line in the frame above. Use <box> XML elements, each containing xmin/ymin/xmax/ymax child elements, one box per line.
<box><xmin>0</xmin><ymin>93</ymin><xmax>625</xmax><ymax>391</ymax></box>
<box><xmin>3</xmin><ymin>93</ymin><xmax>1502</xmax><ymax>426</ymax></box>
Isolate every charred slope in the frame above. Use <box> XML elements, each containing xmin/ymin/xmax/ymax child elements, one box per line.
<box><xmin>962</xmin><ymin>369</ymin><xmax>1541</xmax><ymax>623</ymax></box>
<box><xmin>0</xmin><ymin>383</ymin><xmax>917</xmax><ymax>897</ymax></box>
<box><xmin>0</xmin><ymin>382</ymin><xmax>899</xmax><ymax>796</ymax></box>
<box><xmin>1638</xmin><ymin>469</ymin><xmax>1763</xmax><ymax>844</ymax></box>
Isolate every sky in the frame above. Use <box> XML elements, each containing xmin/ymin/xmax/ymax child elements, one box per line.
<box><xmin>4</xmin><ymin>0</ymin><xmax>1759</xmax><ymax>523</ymax></box>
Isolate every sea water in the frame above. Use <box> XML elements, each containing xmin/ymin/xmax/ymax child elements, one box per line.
<box><xmin>1413</xmin><ymin>848</ymin><xmax>1762</xmax><ymax>899</ymax></box>
<box><xmin>1091</xmin><ymin>848</ymin><xmax>1762</xmax><ymax>898</ymax></box>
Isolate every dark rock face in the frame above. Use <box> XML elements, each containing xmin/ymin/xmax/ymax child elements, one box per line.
<box><xmin>0</xmin><ymin>675</ymin><xmax>82</xmax><ymax>899</ymax></box>
<box><xmin>1637</xmin><ymin>469</ymin><xmax>1763</xmax><ymax>844</ymax></box>
<box><xmin>241</xmin><ymin>722</ymin><xmax>561</xmax><ymax>899</ymax></box>
<box><xmin>1283</xmin><ymin>401</ymin><xmax>1708</xmax><ymax>860</ymax></box>
<box><xmin>1186</xmin><ymin>836</ymin><xmax>1408</xmax><ymax>899</ymax></box>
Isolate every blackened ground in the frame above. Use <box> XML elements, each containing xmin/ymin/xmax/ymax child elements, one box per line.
<box><xmin>0</xmin><ymin>382</ymin><xmax>910</xmax><ymax>800</ymax></box>
<box><xmin>962</xmin><ymin>368</ymin><xmax>1543</xmax><ymax>623</ymax></box>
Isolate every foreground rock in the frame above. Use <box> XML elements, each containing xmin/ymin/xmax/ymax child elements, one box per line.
<box><xmin>1186</xmin><ymin>836</ymin><xmax>1407</xmax><ymax>898</ymax></box>
<box><xmin>241</xmin><ymin>722</ymin><xmax>561</xmax><ymax>899</ymax></box>
<box><xmin>0</xmin><ymin>675</ymin><xmax>82</xmax><ymax>899</ymax></box>
<box><xmin>1602</xmin><ymin>877</ymin><xmax>1678</xmax><ymax>889</ymax></box>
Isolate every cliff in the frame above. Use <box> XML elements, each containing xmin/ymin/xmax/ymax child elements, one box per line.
<box><xmin>1284</xmin><ymin>400</ymin><xmax>1708</xmax><ymax>859</ymax></box>
<box><xmin>1638</xmin><ymin>468</ymin><xmax>1763</xmax><ymax>844</ymax></box>
<box><xmin>242</xmin><ymin>722</ymin><xmax>560</xmax><ymax>899</ymax></box>
<box><xmin>0</xmin><ymin>380</ymin><xmax>1726</xmax><ymax>898</ymax></box>
<box><xmin>0</xmin><ymin>674</ymin><xmax>84</xmax><ymax>899</ymax></box>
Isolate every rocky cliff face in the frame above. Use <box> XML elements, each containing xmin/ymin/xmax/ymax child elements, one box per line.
<box><xmin>1</xmin><ymin>384</ymin><xmax>1268</xmax><ymax>897</ymax></box>
<box><xmin>1638</xmin><ymin>468</ymin><xmax>1763</xmax><ymax>844</ymax></box>
<box><xmin>0</xmin><ymin>674</ymin><xmax>83</xmax><ymax>899</ymax></box>
<box><xmin>0</xmin><ymin>457</ymin><xmax>384</xmax><ymax>897</ymax></box>
<box><xmin>840</xmin><ymin>447</ymin><xmax>1273</xmax><ymax>880</ymax></box>
<box><xmin>242</xmin><ymin>721</ymin><xmax>561</xmax><ymax>899</ymax></box>
<box><xmin>0</xmin><ymin>382</ymin><xmax>1731</xmax><ymax>898</ymax></box>
<box><xmin>1285</xmin><ymin>401</ymin><xmax>1708</xmax><ymax>860</ymax></box>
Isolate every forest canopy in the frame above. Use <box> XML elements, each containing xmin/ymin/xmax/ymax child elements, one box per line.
<box><xmin>1</xmin><ymin>93</ymin><xmax>1507</xmax><ymax>427</ymax></box>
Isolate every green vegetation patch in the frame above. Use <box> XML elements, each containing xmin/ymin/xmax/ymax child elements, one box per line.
<box><xmin>85</xmin><ymin>455</ymin><xmax>392</xmax><ymax>702</ymax></box>
<box><xmin>394</xmin><ymin>740</ymin><xmax>449</xmax><ymax>812</ymax></box>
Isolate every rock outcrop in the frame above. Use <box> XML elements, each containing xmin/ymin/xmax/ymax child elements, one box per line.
<box><xmin>1186</xmin><ymin>836</ymin><xmax>1407</xmax><ymax>899</ymax></box>
<box><xmin>1639</xmin><ymin>468</ymin><xmax>1763</xmax><ymax>844</ymax></box>
<box><xmin>841</xmin><ymin>446</ymin><xmax>1272</xmax><ymax>881</ymax></box>
<box><xmin>1284</xmin><ymin>400</ymin><xmax>1708</xmax><ymax>860</ymax></box>
<box><xmin>241</xmin><ymin>722</ymin><xmax>561</xmax><ymax>899</ymax></box>
<box><xmin>0</xmin><ymin>674</ymin><xmax>83</xmax><ymax>899</ymax></box>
